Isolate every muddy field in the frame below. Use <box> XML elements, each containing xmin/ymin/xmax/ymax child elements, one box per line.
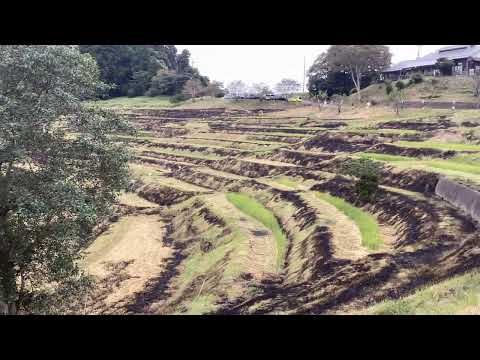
<box><xmin>83</xmin><ymin>103</ymin><xmax>480</xmax><ymax>315</ymax></box>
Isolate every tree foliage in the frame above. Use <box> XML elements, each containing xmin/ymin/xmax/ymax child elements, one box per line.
<box><xmin>436</xmin><ymin>57</ymin><xmax>455</xmax><ymax>76</ymax></box>
<box><xmin>321</xmin><ymin>46</ymin><xmax>391</xmax><ymax>100</ymax></box>
<box><xmin>0</xmin><ymin>45</ymin><xmax>130</xmax><ymax>314</ymax></box>
<box><xmin>307</xmin><ymin>50</ymin><xmax>380</xmax><ymax>98</ymax></box>
<box><xmin>79</xmin><ymin>45</ymin><xmax>209</xmax><ymax>98</ymax></box>
<box><xmin>342</xmin><ymin>158</ymin><xmax>381</xmax><ymax>201</ymax></box>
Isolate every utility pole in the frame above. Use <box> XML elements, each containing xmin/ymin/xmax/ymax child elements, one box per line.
<box><xmin>416</xmin><ymin>45</ymin><xmax>423</xmax><ymax>59</ymax></box>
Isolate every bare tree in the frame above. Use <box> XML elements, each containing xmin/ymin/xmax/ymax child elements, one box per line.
<box><xmin>251</xmin><ymin>82</ymin><xmax>272</xmax><ymax>97</ymax></box>
<box><xmin>203</xmin><ymin>81</ymin><xmax>225</xmax><ymax>97</ymax></box>
<box><xmin>226</xmin><ymin>80</ymin><xmax>247</xmax><ymax>98</ymax></box>
<box><xmin>389</xmin><ymin>86</ymin><xmax>406</xmax><ymax>115</ymax></box>
<box><xmin>182</xmin><ymin>79</ymin><xmax>204</xmax><ymax>99</ymax></box>
<box><xmin>331</xmin><ymin>94</ymin><xmax>345</xmax><ymax>114</ymax></box>
<box><xmin>274</xmin><ymin>78</ymin><xmax>301</xmax><ymax>96</ymax></box>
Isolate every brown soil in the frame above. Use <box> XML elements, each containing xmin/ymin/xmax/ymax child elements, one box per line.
<box><xmin>377</xmin><ymin>118</ymin><xmax>456</xmax><ymax>131</ymax></box>
<box><xmin>87</xmin><ymin>105</ymin><xmax>480</xmax><ymax>315</ymax></box>
<box><xmin>299</xmin><ymin>133</ymin><xmax>380</xmax><ymax>153</ymax></box>
<box><xmin>208</xmin><ymin>123</ymin><xmax>318</xmax><ymax>135</ymax></box>
<box><xmin>137</xmin><ymin>183</ymin><xmax>198</xmax><ymax>206</ymax></box>
<box><xmin>366</xmin><ymin>143</ymin><xmax>456</xmax><ymax>159</ymax></box>
<box><xmin>84</xmin><ymin>214</ymin><xmax>172</xmax><ymax>314</ymax></box>
<box><xmin>217</xmin><ymin>175</ymin><xmax>480</xmax><ymax>314</ymax></box>
<box><xmin>256</xmin><ymin>148</ymin><xmax>335</xmax><ymax>168</ymax></box>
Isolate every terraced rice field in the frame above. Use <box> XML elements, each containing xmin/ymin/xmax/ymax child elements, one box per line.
<box><xmin>83</xmin><ymin>101</ymin><xmax>480</xmax><ymax>315</ymax></box>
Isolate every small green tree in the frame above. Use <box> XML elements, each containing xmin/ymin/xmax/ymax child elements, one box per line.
<box><xmin>342</xmin><ymin>158</ymin><xmax>381</xmax><ymax>201</ymax></box>
<box><xmin>410</xmin><ymin>73</ymin><xmax>424</xmax><ymax>84</ymax></box>
<box><xmin>395</xmin><ymin>80</ymin><xmax>406</xmax><ymax>91</ymax></box>
<box><xmin>436</xmin><ymin>58</ymin><xmax>455</xmax><ymax>76</ymax></box>
<box><xmin>0</xmin><ymin>46</ymin><xmax>130</xmax><ymax>314</ymax></box>
<box><xmin>385</xmin><ymin>81</ymin><xmax>393</xmax><ymax>95</ymax></box>
<box><xmin>389</xmin><ymin>85</ymin><xmax>406</xmax><ymax>115</ymax></box>
<box><xmin>316</xmin><ymin>90</ymin><xmax>328</xmax><ymax>109</ymax></box>
<box><xmin>331</xmin><ymin>94</ymin><xmax>346</xmax><ymax>113</ymax></box>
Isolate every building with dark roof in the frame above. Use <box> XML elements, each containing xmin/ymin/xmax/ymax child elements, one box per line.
<box><xmin>382</xmin><ymin>45</ymin><xmax>480</xmax><ymax>80</ymax></box>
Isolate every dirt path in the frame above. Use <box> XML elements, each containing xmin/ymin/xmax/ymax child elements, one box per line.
<box><xmin>83</xmin><ymin>214</ymin><xmax>172</xmax><ymax>314</ymax></box>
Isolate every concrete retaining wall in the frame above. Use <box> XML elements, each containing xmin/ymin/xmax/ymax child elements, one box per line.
<box><xmin>435</xmin><ymin>178</ymin><xmax>480</xmax><ymax>223</ymax></box>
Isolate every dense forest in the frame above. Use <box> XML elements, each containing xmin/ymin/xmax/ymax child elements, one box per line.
<box><xmin>79</xmin><ymin>45</ymin><xmax>221</xmax><ymax>99</ymax></box>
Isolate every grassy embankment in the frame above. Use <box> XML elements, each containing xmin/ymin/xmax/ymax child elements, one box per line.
<box><xmin>88</xmin><ymin>96</ymin><xmax>174</xmax><ymax>109</ymax></box>
<box><xmin>226</xmin><ymin>192</ymin><xmax>288</xmax><ymax>270</ymax></box>
<box><xmin>315</xmin><ymin>192</ymin><xmax>382</xmax><ymax>250</ymax></box>
<box><xmin>357</xmin><ymin>76</ymin><xmax>480</xmax><ymax>104</ymax></box>
<box><xmin>362</xmin><ymin>270</ymin><xmax>480</xmax><ymax>315</ymax></box>
<box><xmin>394</xmin><ymin>140</ymin><xmax>480</xmax><ymax>152</ymax></box>
<box><xmin>359</xmin><ymin>153</ymin><xmax>480</xmax><ymax>182</ymax></box>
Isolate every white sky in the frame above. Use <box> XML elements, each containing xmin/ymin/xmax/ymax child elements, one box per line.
<box><xmin>176</xmin><ymin>45</ymin><xmax>448</xmax><ymax>89</ymax></box>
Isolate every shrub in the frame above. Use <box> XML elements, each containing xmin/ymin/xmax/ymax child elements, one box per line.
<box><xmin>395</xmin><ymin>81</ymin><xmax>406</xmax><ymax>91</ymax></box>
<box><xmin>341</xmin><ymin>158</ymin><xmax>382</xmax><ymax>201</ymax></box>
<box><xmin>170</xmin><ymin>93</ymin><xmax>189</xmax><ymax>103</ymax></box>
<box><xmin>385</xmin><ymin>82</ymin><xmax>393</xmax><ymax>95</ymax></box>
<box><xmin>410</xmin><ymin>73</ymin><xmax>424</xmax><ymax>84</ymax></box>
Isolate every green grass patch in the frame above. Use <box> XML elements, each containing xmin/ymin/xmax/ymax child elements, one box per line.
<box><xmin>424</xmin><ymin>159</ymin><xmax>480</xmax><ymax>175</ymax></box>
<box><xmin>359</xmin><ymin>152</ymin><xmax>480</xmax><ymax>178</ymax></box>
<box><xmin>315</xmin><ymin>192</ymin><xmax>382</xmax><ymax>250</ymax></box>
<box><xmin>342</xmin><ymin>128</ymin><xmax>420</xmax><ymax>135</ymax></box>
<box><xmin>179</xmin><ymin>294</ymin><xmax>218</xmax><ymax>315</ymax></box>
<box><xmin>365</xmin><ymin>270</ymin><xmax>480</xmax><ymax>315</ymax></box>
<box><xmin>87</xmin><ymin>96</ymin><xmax>175</xmax><ymax>109</ymax></box>
<box><xmin>226</xmin><ymin>192</ymin><xmax>287</xmax><ymax>270</ymax></box>
<box><xmin>358</xmin><ymin>152</ymin><xmax>416</xmax><ymax>162</ymax></box>
<box><xmin>271</xmin><ymin>176</ymin><xmax>298</xmax><ymax>188</ymax></box>
<box><xmin>394</xmin><ymin>140</ymin><xmax>480</xmax><ymax>152</ymax></box>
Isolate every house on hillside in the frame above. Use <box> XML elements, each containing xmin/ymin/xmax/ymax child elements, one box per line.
<box><xmin>382</xmin><ymin>45</ymin><xmax>480</xmax><ymax>80</ymax></box>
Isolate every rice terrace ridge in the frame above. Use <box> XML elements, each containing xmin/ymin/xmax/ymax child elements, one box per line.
<box><xmin>1</xmin><ymin>45</ymin><xmax>480</xmax><ymax>315</ymax></box>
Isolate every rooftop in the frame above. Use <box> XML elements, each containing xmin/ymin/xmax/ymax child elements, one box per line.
<box><xmin>384</xmin><ymin>45</ymin><xmax>480</xmax><ymax>73</ymax></box>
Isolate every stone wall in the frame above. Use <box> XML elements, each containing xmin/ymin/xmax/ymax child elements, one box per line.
<box><xmin>435</xmin><ymin>178</ymin><xmax>480</xmax><ymax>223</ymax></box>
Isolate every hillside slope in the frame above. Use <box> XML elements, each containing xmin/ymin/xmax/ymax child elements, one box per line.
<box><xmin>358</xmin><ymin>76</ymin><xmax>480</xmax><ymax>104</ymax></box>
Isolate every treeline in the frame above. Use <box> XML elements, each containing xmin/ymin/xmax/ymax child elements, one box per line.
<box><xmin>79</xmin><ymin>45</ymin><xmax>224</xmax><ymax>99</ymax></box>
<box><xmin>307</xmin><ymin>45</ymin><xmax>392</xmax><ymax>99</ymax></box>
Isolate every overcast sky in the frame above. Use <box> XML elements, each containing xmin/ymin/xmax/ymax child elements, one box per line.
<box><xmin>176</xmin><ymin>45</ymin><xmax>448</xmax><ymax>89</ymax></box>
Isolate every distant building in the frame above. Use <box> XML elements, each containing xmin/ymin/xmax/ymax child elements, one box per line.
<box><xmin>382</xmin><ymin>45</ymin><xmax>480</xmax><ymax>80</ymax></box>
